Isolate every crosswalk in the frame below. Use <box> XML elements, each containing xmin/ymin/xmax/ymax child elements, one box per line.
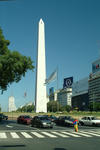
<box><xmin>0</xmin><ymin>130</ymin><xmax>100</xmax><ymax>139</ymax></box>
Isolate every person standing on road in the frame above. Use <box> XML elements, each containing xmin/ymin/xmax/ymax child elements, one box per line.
<box><xmin>73</xmin><ymin>119</ymin><xmax>78</xmax><ymax>132</ymax></box>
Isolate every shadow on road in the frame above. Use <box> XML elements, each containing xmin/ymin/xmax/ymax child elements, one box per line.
<box><xmin>54</xmin><ymin>148</ymin><xmax>67</xmax><ymax>150</ymax></box>
<box><xmin>0</xmin><ymin>144</ymin><xmax>26</xmax><ymax>148</ymax></box>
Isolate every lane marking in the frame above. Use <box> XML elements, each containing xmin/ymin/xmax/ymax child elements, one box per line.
<box><xmin>61</xmin><ymin>132</ymin><xmax>80</xmax><ymax>137</ymax></box>
<box><xmin>6</xmin><ymin>125</ymin><xmax>13</xmax><ymax>128</ymax></box>
<box><xmin>42</xmin><ymin>132</ymin><xmax>57</xmax><ymax>138</ymax></box>
<box><xmin>81</xmin><ymin>131</ymin><xmax>100</xmax><ymax>137</ymax></box>
<box><xmin>51</xmin><ymin>131</ymin><xmax>69</xmax><ymax>137</ymax></box>
<box><xmin>10</xmin><ymin>132</ymin><xmax>20</xmax><ymax>138</ymax></box>
<box><xmin>21</xmin><ymin>132</ymin><xmax>32</xmax><ymax>138</ymax></box>
<box><xmin>74</xmin><ymin>132</ymin><xmax>92</xmax><ymax>137</ymax></box>
<box><xmin>31</xmin><ymin>132</ymin><xmax>45</xmax><ymax>138</ymax></box>
<box><xmin>0</xmin><ymin>133</ymin><xmax>7</xmax><ymax>138</ymax></box>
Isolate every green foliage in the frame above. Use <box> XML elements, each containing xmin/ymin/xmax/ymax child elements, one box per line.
<box><xmin>17</xmin><ymin>104</ymin><xmax>35</xmax><ymax>112</ymax></box>
<box><xmin>0</xmin><ymin>28</ymin><xmax>34</xmax><ymax>93</ymax></box>
<box><xmin>64</xmin><ymin>105</ymin><xmax>72</xmax><ymax>112</ymax></box>
<box><xmin>89</xmin><ymin>102</ymin><xmax>100</xmax><ymax>111</ymax></box>
<box><xmin>47</xmin><ymin>101</ymin><xmax>62</xmax><ymax>112</ymax></box>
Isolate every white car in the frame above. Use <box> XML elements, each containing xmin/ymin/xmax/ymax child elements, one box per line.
<box><xmin>79</xmin><ymin>116</ymin><xmax>100</xmax><ymax>126</ymax></box>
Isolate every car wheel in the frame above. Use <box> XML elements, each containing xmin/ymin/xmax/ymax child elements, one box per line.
<box><xmin>80</xmin><ymin>122</ymin><xmax>84</xmax><ymax>126</ymax></box>
<box><xmin>92</xmin><ymin>123</ymin><xmax>96</xmax><ymax>127</ymax></box>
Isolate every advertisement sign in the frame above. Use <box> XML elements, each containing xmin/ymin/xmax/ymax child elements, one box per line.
<box><xmin>92</xmin><ymin>59</ymin><xmax>100</xmax><ymax>74</ymax></box>
<box><xmin>63</xmin><ymin>77</ymin><xmax>73</xmax><ymax>89</ymax></box>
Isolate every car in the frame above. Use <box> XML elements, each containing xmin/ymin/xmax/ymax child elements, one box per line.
<box><xmin>0</xmin><ymin>114</ymin><xmax>3</xmax><ymax>122</ymax></box>
<box><xmin>0</xmin><ymin>113</ymin><xmax>8</xmax><ymax>121</ymax></box>
<box><xmin>31</xmin><ymin>115</ymin><xmax>54</xmax><ymax>128</ymax></box>
<box><xmin>79</xmin><ymin>116</ymin><xmax>100</xmax><ymax>126</ymax></box>
<box><xmin>55</xmin><ymin>116</ymin><xmax>75</xmax><ymax>127</ymax></box>
<box><xmin>2</xmin><ymin>114</ymin><xmax>8</xmax><ymax>120</ymax></box>
<box><xmin>44</xmin><ymin>115</ymin><xmax>57</xmax><ymax>123</ymax></box>
<box><xmin>17</xmin><ymin>115</ymin><xmax>32</xmax><ymax>125</ymax></box>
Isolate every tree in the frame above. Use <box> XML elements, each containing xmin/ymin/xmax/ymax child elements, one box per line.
<box><xmin>64</xmin><ymin>105</ymin><xmax>72</xmax><ymax>112</ymax></box>
<box><xmin>17</xmin><ymin>104</ymin><xmax>35</xmax><ymax>112</ymax></box>
<box><xmin>0</xmin><ymin>28</ymin><xmax>34</xmax><ymax>93</ymax></box>
<box><xmin>47</xmin><ymin>101</ymin><xmax>62</xmax><ymax>112</ymax></box>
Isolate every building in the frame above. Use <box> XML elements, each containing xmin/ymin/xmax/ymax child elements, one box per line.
<box><xmin>49</xmin><ymin>88</ymin><xmax>72</xmax><ymax>106</ymax></box>
<box><xmin>72</xmin><ymin>77</ymin><xmax>89</xmax><ymax>110</ymax></box>
<box><xmin>72</xmin><ymin>91</ymin><xmax>89</xmax><ymax>111</ymax></box>
<box><xmin>8</xmin><ymin>96</ymin><xmax>17</xmax><ymax>112</ymax></box>
<box><xmin>88</xmin><ymin>59</ymin><xmax>100</xmax><ymax>104</ymax></box>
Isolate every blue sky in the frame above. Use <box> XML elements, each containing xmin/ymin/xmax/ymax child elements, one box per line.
<box><xmin>0</xmin><ymin>0</ymin><xmax>100</xmax><ymax>111</ymax></box>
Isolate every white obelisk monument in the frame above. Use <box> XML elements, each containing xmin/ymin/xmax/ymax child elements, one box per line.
<box><xmin>35</xmin><ymin>19</ymin><xmax>47</xmax><ymax>113</ymax></box>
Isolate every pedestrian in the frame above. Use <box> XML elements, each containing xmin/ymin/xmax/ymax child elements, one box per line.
<box><xmin>73</xmin><ymin>119</ymin><xmax>78</xmax><ymax>132</ymax></box>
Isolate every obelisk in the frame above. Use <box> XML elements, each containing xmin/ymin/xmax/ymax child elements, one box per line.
<box><xmin>35</xmin><ymin>19</ymin><xmax>47</xmax><ymax>113</ymax></box>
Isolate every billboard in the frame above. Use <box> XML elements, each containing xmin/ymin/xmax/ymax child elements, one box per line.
<box><xmin>92</xmin><ymin>59</ymin><xmax>100</xmax><ymax>74</ymax></box>
<box><xmin>63</xmin><ymin>77</ymin><xmax>73</xmax><ymax>89</ymax></box>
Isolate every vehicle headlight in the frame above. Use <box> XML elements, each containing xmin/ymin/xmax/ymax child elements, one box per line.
<box><xmin>42</xmin><ymin>122</ymin><xmax>47</xmax><ymax>125</ymax></box>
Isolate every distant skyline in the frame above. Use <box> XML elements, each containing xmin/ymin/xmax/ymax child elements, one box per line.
<box><xmin>0</xmin><ymin>0</ymin><xmax>100</xmax><ymax>111</ymax></box>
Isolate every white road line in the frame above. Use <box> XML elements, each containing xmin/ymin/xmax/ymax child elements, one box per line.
<box><xmin>73</xmin><ymin>132</ymin><xmax>92</xmax><ymax>137</ymax></box>
<box><xmin>31</xmin><ymin>132</ymin><xmax>45</xmax><ymax>138</ymax></box>
<box><xmin>6</xmin><ymin>125</ymin><xmax>13</xmax><ymax>128</ymax></box>
<box><xmin>61</xmin><ymin>131</ymin><xmax>80</xmax><ymax>137</ymax></box>
<box><xmin>42</xmin><ymin>132</ymin><xmax>57</xmax><ymax>138</ymax></box>
<box><xmin>21</xmin><ymin>132</ymin><xmax>32</xmax><ymax>138</ymax></box>
<box><xmin>81</xmin><ymin>131</ymin><xmax>100</xmax><ymax>137</ymax></box>
<box><xmin>51</xmin><ymin>132</ymin><xmax>69</xmax><ymax>137</ymax></box>
<box><xmin>0</xmin><ymin>133</ymin><xmax>7</xmax><ymax>138</ymax></box>
<box><xmin>10</xmin><ymin>132</ymin><xmax>20</xmax><ymax>138</ymax></box>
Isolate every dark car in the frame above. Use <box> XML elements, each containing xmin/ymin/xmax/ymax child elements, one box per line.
<box><xmin>55</xmin><ymin>116</ymin><xmax>75</xmax><ymax>126</ymax></box>
<box><xmin>0</xmin><ymin>113</ymin><xmax>8</xmax><ymax>121</ymax></box>
<box><xmin>2</xmin><ymin>114</ymin><xmax>8</xmax><ymax>120</ymax></box>
<box><xmin>31</xmin><ymin>115</ymin><xmax>54</xmax><ymax>128</ymax></box>
<box><xmin>17</xmin><ymin>115</ymin><xmax>32</xmax><ymax>125</ymax></box>
<box><xmin>0</xmin><ymin>114</ymin><xmax>3</xmax><ymax>122</ymax></box>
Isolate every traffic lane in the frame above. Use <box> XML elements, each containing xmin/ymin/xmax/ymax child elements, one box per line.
<box><xmin>0</xmin><ymin>136</ymin><xmax>99</xmax><ymax>150</ymax></box>
<box><xmin>0</xmin><ymin>120</ymin><xmax>100</xmax><ymax>131</ymax></box>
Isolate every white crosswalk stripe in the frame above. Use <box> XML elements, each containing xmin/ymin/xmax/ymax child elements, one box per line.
<box><xmin>61</xmin><ymin>131</ymin><xmax>81</xmax><ymax>137</ymax></box>
<box><xmin>21</xmin><ymin>132</ymin><xmax>32</xmax><ymax>138</ymax></box>
<box><xmin>51</xmin><ymin>131</ymin><xmax>69</xmax><ymax>137</ymax></box>
<box><xmin>73</xmin><ymin>132</ymin><xmax>92</xmax><ymax>137</ymax></box>
<box><xmin>0</xmin><ymin>133</ymin><xmax>7</xmax><ymax>138</ymax></box>
<box><xmin>10</xmin><ymin>132</ymin><xmax>20</xmax><ymax>138</ymax></box>
<box><xmin>0</xmin><ymin>130</ymin><xmax>99</xmax><ymax>139</ymax></box>
<box><xmin>80</xmin><ymin>131</ymin><xmax>100</xmax><ymax>137</ymax></box>
<box><xmin>31</xmin><ymin>132</ymin><xmax>45</xmax><ymax>138</ymax></box>
<box><xmin>41</xmin><ymin>132</ymin><xmax>57</xmax><ymax>138</ymax></box>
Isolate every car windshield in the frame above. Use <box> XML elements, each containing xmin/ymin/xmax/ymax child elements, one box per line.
<box><xmin>39</xmin><ymin>117</ymin><xmax>48</xmax><ymax>120</ymax></box>
<box><xmin>91</xmin><ymin>117</ymin><xmax>98</xmax><ymax>120</ymax></box>
<box><xmin>24</xmin><ymin>116</ymin><xmax>31</xmax><ymax>119</ymax></box>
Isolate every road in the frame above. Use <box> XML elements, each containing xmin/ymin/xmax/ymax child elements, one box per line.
<box><xmin>0</xmin><ymin>119</ymin><xmax>100</xmax><ymax>150</ymax></box>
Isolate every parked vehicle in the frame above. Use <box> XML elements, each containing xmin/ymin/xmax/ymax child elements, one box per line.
<box><xmin>2</xmin><ymin>114</ymin><xmax>8</xmax><ymax>120</ymax></box>
<box><xmin>55</xmin><ymin>116</ymin><xmax>75</xmax><ymax>126</ymax></box>
<box><xmin>31</xmin><ymin>115</ymin><xmax>54</xmax><ymax>128</ymax></box>
<box><xmin>79</xmin><ymin>116</ymin><xmax>100</xmax><ymax>126</ymax></box>
<box><xmin>0</xmin><ymin>114</ymin><xmax>3</xmax><ymax>122</ymax></box>
<box><xmin>44</xmin><ymin>115</ymin><xmax>57</xmax><ymax>123</ymax></box>
<box><xmin>17</xmin><ymin>115</ymin><xmax>32</xmax><ymax>125</ymax></box>
<box><xmin>0</xmin><ymin>113</ymin><xmax>8</xmax><ymax>121</ymax></box>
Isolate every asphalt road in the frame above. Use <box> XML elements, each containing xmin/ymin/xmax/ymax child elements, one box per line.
<box><xmin>0</xmin><ymin>120</ymin><xmax>100</xmax><ymax>150</ymax></box>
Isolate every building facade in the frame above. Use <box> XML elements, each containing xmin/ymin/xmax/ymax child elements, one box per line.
<box><xmin>88</xmin><ymin>59</ymin><xmax>100</xmax><ymax>103</ymax></box>
<box><xmin>72</xmin><ymin>77</ymin><xmax>89</xmax><ymax>110</ymax></box>
<box><xmin>8</xmin><ymin>96</ymin><xmax>16</xmax><ymax>112</ymax></box>
<box><xmin>72</xmin><ymin>91</ymin><xmax>89</xmax><ymax>111</ymax></box>
<box><xmin>49</xmin><ymin>88</ymin><xmax>72</xmax><ymax>106</ymax></box>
